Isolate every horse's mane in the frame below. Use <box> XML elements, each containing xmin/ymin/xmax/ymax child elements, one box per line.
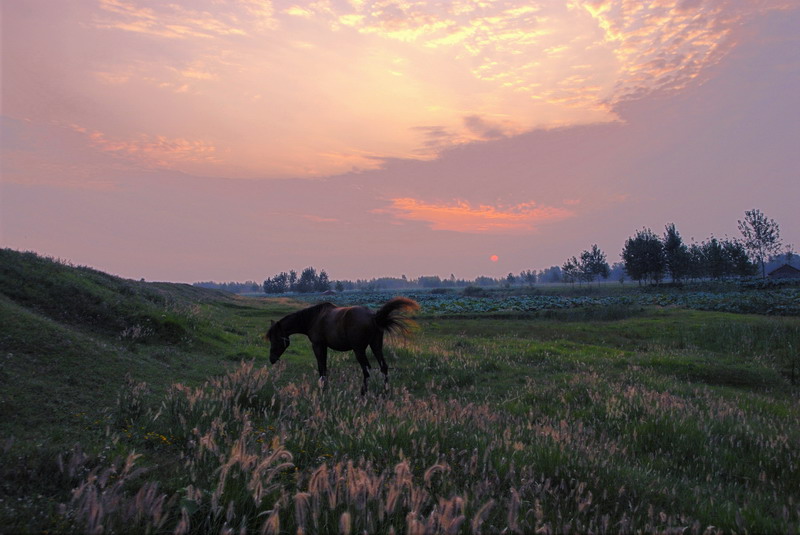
<box><xmin>277</xmin><ymin>302</ymin><xmax>336</xmax><ymax>332</ymax></box>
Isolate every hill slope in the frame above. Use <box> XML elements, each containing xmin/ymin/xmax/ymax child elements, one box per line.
<box><xmin>0</xmin><ymin>249</ymin><xmax>297</xmax><ymax>445</ymax></box>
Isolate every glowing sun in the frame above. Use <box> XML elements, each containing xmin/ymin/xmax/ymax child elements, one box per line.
<box><xmin>490</xmin><ymin>255</ymin><xmax>499</xmax><ymax>262</ymax></box>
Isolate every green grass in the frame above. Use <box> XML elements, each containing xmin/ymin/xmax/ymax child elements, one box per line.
<box><xmin>1</xmin><ymin>249</ymin><xmax>799</xmax><ymax>533</ymax></box>
<box><xmin>0</xmin><ymin>250</ymin><xmax>303</xmax><ymax>445</ymax></box>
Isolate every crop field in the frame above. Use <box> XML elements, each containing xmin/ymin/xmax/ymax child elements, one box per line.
<box><xmin>1</xmin><ymin>250</ymin><xmax>800</xmax><ymax>534</ymax></box>
<box><xmin>290</xmin><ymin>286</ymin><xmax>800</xmax><ymax>316</ymax></box>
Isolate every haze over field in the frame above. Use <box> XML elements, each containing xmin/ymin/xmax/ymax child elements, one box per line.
<box><xmin>2</xmin><ymin>0</ymin><xmax>798</xmax><ymax>282</ymax></box>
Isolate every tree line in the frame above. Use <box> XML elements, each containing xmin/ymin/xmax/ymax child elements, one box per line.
<box><xmin>262</xmin><ymin>267</ymin><xmax>331</xmax><ymax>294</ymax></box>
<box><xmin>198</xmin><ymin>209</ymin><xmax>789</xmax><ymax>294</ymax></box>
<box><xmin>563</xmin><ymin>208</ymin><xmax>785</xmax><ymax>285</ymax></box>
<box><xmin>194</xmin><ymin>281</ymin><xmax>262</xmax><ymax>294</ymax></box>
<box><xmin>620</xmin><ymin>226</ymin><xmax>753</xmax><ymax>284</ymax></box>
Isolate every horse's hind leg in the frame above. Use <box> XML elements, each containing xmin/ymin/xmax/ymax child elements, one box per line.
<box><xmin>353</xmin><ymin>348</ymin><xmax>371</xmax><ymax>395</ymax></box>
<box><xmin>370</xmin><ymin>336</ymin><xmax>389</xmax><ymax>389</ymax></box>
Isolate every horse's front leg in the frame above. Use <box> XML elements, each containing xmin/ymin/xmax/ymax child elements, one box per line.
<box><xmin>313</xmin><ymin>343</ymin><xmax>328</xmax><ymax>389</ymax></box>
<box><xmin>353</xmin><ymin>348</ymin><xmax>371</xmax><ymax>395</ymax></box>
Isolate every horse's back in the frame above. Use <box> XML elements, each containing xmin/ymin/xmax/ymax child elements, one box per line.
<box><xmin>314</xmin><ymin>304</ymin><xmax>377</xmax><ymax>350</ymax></box>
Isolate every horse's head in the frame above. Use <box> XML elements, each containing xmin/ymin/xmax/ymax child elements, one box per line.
<box><xmin>266</xmin><ymin>319</ymin><xmax>290</xmax><ymax>364</ymax></box>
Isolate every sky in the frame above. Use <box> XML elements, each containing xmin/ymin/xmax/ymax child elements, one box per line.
<box><xmin>1</xmin><ymin>0</ymin><xmax>798</xmax><ymax>283</ymax></box>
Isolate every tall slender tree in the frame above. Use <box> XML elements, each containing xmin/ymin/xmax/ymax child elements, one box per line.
<box><xmin>738</xmin><ymin>209</ymin><xmax>782</xmax><ymax>278</ymax></box>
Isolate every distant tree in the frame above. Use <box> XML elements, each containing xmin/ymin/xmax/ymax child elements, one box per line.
<box><xmin>687</xmin><ymin>242</ymin><xmax>706</xmax><ymax>280</ymax></box>
<box><xmin>722</xmin><ymin>239</ymin><xmax>756</xmax><ymax>278</ymax></box>
<box><xmin>738</xmin><ymin>208</ymin><xmax>782</xmax><ymax>278</ymax></box>
<box><xmin>622</xmin><ymin>228</ymin><xmax>664</xmax><ymax>284</ymax></box>
<box><xmin>538</xmin><ymin>266</ymin><xmax>561</xmax><ymax>283</ymax></box>
<box><xmin>662</xmin><ymin>223</ymin><xmax>690</xmax><ymax>282</ymax></box>
<box><xmin>264</xmin><ymin>267</ymin><xmax>333</xmax><ymax>294</ymax></box>
<box><xmin>335</xmin><ymin>280</ymin><xmax>344</xmax><ymax>292</ymax></box>
<box><xmin>519</xmin><ymin>269</ymin><xmax>537</xmax><ymax>287</ymax></box>
<box><xmin>263</xmin><ymin>278</ymin><xmax>278</xmax><ymax>294</ymax></box>
<box><xmin>263</xmin><ymin>272</ymin><xmax>290</xmax><ymax>294</ymax></box>
<box><xmin>562</xmin><ymin>256</ymin><xmax>580</xmax><ymax>285</ymax></box>
<box><xmin>579</xmin><ymin>244</ymin><xmax>610</xmax><ymax>285</ymax></box>
<box><xmin>609</xmin><ymin>262</ymin><xmax>626</xmax><ymax>283</ymax></box>
<box><xmin>296</xmin><ymin>267</ymin><xmax>318</xmax><ymax>293</ymax></box>
<box><xmin>702</xmin><ymin>238</ymin><xmax>726</xmax><ymax>279</ymax></box>
<box><xmin>418</xmin><ymin>275</ymin><xmax>443</xmax><ymax>288</ymax></box>
<box><xmin>505</xmin><ymin>273</ymin><xmax>516</xmax><ymax>287</ymax></box>
<box><xmin>197</xmin><ymin>281</ymin><xmax>262</xmax><ymax>294</ymax></box>
<box><xmin>315</xmin><ymin>269</ymin><xmax>331</xmax><ymax>292</ymax></box>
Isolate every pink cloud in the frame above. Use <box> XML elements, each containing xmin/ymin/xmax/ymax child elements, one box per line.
<box><xmin>380</xmin><ymin>198</ymin><xmax>575</xmax><ymax>234</ymax></box>
<box><xmin>582</xmin><ymin>0</ymin><xmax>797</xmax><ymax>103</ymax></box>
<box><xmin>3</xmin><ymin>0</ymin><xmax>796</xmax><ymax>182</ymax></box>
<box><xmin>94</xmin><ymin>0</ymin><xmax>275</xmax><ymax>39</ymax></box>
<box><xmin>73</xmin><ymin>126</ymin><xmax>220</xmax><ymax>170</ymax></box>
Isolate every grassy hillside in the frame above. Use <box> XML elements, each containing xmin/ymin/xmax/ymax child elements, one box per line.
<box><xmin>0</xmin><ymin>249</ymin><xmax>301</xmax><ymax>445</ymax></box>
<box><xmin>2</xmin><ymin>249</ymin><xmax>799</xmax><ymax>533</ymax></box>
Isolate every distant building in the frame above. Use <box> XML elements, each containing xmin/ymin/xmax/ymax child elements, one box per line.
<box><xmin>767</xmin><ymin>264</ymin><xmax>800</xmax><ymax>279</ymax></box>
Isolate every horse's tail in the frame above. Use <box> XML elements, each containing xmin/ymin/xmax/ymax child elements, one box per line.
<box><xmin>374</xmin><ymin>297</ymin><xmax>420</xmax><ymax>337</ymax></box>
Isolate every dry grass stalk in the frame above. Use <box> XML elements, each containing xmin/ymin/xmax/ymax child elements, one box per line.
<box><xmin>471</xmin><ymin>499</ymin><xmax>495</xmax><ymax>534</ymax></box>
<box><xmin>339</xmin><ymin>511</ymin><xmax>352</xmax><ymax>535</ymax></box>
<box><xmin>260</xmin><ymin>507</ymin><xmax>281</xmax><ymax>535</ymax></box>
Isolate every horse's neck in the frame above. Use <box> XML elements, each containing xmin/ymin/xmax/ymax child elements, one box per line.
<box><xmin>282</xmin><ymin>316</ymin><xmax>307</xmax><ymax>335</ymax></box>
<box><xmin>283</xmin><ymin>307</ymin><xmax>316</xmax><ymax>335</ymax></box>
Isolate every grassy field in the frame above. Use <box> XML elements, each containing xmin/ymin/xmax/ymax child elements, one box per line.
<box><xmin>1</xmin><ymin>249</ymin><xmax>799</xmax><ymax>533</ymax></box>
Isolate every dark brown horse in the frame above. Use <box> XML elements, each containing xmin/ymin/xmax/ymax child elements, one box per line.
<box><xmin>266</xmin><ymin>297</ymin><xmax>419</xmax><ymax>394</ymax></box>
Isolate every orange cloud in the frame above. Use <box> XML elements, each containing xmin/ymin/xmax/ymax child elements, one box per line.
<box><xmin>380</xmin><ymin>198</ymin><xmax>575</xmax><ymax>234</ymax></box>
<box><xmin>73</xmin><ymin>126</ymin><xmax>220</xmax><ymax>170</ymax></box>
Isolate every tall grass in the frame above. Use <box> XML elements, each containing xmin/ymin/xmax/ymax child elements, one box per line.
<box><xmin>57</xmin><ymin>354</ymin><xmax>800</xmax><ymax>534</ymax></box>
